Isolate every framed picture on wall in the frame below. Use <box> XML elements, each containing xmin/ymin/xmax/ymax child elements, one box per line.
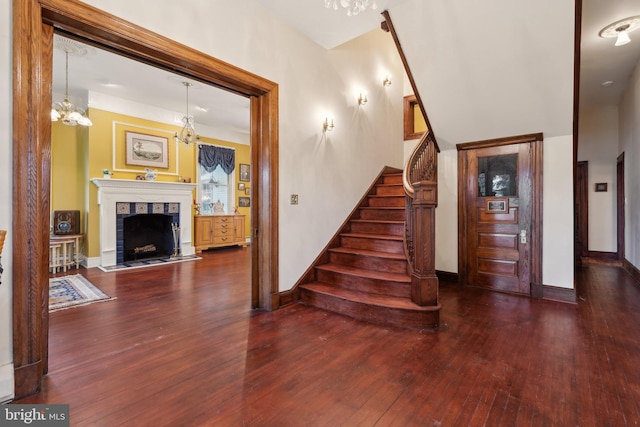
<box><xmin>125</xmin><ymin>131</ymin><xmax>169</xmax><ymax>168</ymax></box>
<box><xmin>239</xmin><ymin>197</ymin><xmax>250</xmax><ymax>207</ymax></box>
<box><xmin>238</xmin><ymin>183</ymin><xmax>245</xmax><ymax>191</ymax></box>
<box><xmin>239</xmin><ymin>163</ymin><xmax>250</xmax><ymax>182</ymax></box>
<box><xmin>486</xmin><ymin>198</ymin><xmax>508</xmax><ymax>213</ymax></box>
<box><xmin>595</xmin><ymin>183</ymin><xmax>608</xmax><ymax>192</ymax></box>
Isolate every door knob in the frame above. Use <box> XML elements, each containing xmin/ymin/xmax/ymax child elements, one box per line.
<box><xmin>520</xmin><ymin>229</ymin><xmax>527</xmax><ymax>244</ymax></box>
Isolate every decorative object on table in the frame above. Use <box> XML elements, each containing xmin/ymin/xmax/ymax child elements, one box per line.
<box><xmin>213</xmin><ymin>200</ymin><xmax>225</xmax><ymax>214</ymax></box>
<box><xmin>126</xmin><ymin>131</ymin><xmax>169</xmax><ymax>168</ymax></box>
<box><xmin>194</xmin><ymin>202</ymin><xmax>201</xmax><ymax>215</ymax></box>
<box><xmin>49</xmin><ymin>274</ymin><xmax>115</xmax><ymax>312</ymax></box>
<box><xmin>136</xmin><ymin>175</ymin><xmax>145</xmax><ymax>180</ymax></box>
<box><xmin>0</xmin><ymin>230</ymin><xmax>6</xmax><ymax>285</ymax></box>
<box><xmin>171</xmin><ymin>222</ymin><xmax>181</xmax><ymax>258</ymax></box>
<box><xmin>102</xmin><ymin>169</ymin><xmax>112</xmax><ymax>179</ymax></box>
<box><xmin>53</xmin><ymin>210</ymin><xmax>80</xmax><ymax>235</ymax></box>
<box><xmin>183</xmin><ymin>177</ymin><xmax>192</xmax><ymax>183</ymax></box>
<box><xmin>144</xmin><ymin>168</ymin><xmax>158</xmax><ymax>181</ymax></box>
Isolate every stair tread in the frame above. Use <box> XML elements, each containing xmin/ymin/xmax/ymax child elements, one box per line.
<box><xmin>360</xmin><ymin>206</ymin><xmax>404</xmax><ymax>210</ymax></box>
<box><xmin>341</xmin><ymin>232</ymin><xmax>404</xmax><ymax>241</ymax></box>
<box><xmin>301</xmin><ymin>282</ymin><xmax>434</xmax><ymax>311</ymax></box>
<box><xmin>351</xmin><ymin>219</ymin><xmax>404</xmax><ymax>224</ymax></box>
<box><xmin>315</xmin><ymin>263</ymin><xmax>410</xmax><ymax>282</ymax></box>
<box><xmin>328</xmin><ymin>246</ymin><xmax>407</xmax><ymax>260</ymax></box>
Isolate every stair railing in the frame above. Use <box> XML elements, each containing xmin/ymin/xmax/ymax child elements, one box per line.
<box><xmin>403</xmin><ymin>130</ymin><xmax>439</xmax><ymax>307</ymax></box>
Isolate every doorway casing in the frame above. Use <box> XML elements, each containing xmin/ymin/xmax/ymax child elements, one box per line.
<box><xmin>13</xmin><ymin>0</ymin><xmax>279</xmax><ymax>399</ymax></box>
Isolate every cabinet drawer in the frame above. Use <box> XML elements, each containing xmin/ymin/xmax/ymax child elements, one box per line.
<box><xmin>213</xmin><ymin>216</ymin><xmax>233</xmax><ymax>225</ymax></box>
<box><xmin>213</xmin><ymin>236</ymin><xmax>234</xmax><ymax>245</ymax></box>
<box><xmin>213</xmin><ymin>227</ymin><xmax>233</xmax><ymax>237</ymax></box>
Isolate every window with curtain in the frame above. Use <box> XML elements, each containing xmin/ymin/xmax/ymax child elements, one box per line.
<box><xmin>198</xmin><ymin>144</ymin><xmax>235</xmax><ymax>215</ymax></box>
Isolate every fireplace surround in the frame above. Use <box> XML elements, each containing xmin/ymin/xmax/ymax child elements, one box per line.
<box><xmin>91</xmin><ymin>178</ymin><xmax>196</xmax><ymax>267</ymax></box>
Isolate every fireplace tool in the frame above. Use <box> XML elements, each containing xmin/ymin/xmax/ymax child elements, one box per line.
<box><xmin>171</xmin><ymin>223</ymin><xmax>181</xmax><ymax>258</ymax></box>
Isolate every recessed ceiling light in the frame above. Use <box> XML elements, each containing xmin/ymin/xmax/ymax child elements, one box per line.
<box><xmin>601</xmin><ymin>81</ymin><xmax>614</xmax><ymax>87</ymax></box>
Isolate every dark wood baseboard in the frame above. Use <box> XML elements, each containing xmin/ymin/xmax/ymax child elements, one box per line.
<box><xmin>436</xmin><ymin>270</ymin><xmax>458</xmax><ymax>284</ymax></box>
<box><xmin>584</xmin><ymin>251</ymin><xmax>621</xmax><ymax>266</ymax></box>
<box><xmin>540</xmin><ymin>284</ymin><xmax>577</xmax><ymax>304</ymax></box>
<box><xmin>278</xmin><ymin>287</ymin><xmax>300</xmax><ymax>307</ymax></box>
<box><xmin>623</xmin><ymin>259</ymin><xmax>640</xmax><ymax>286</ymax></box>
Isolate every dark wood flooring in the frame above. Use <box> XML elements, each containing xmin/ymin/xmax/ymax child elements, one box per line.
<box><xmin>14</xmin><ymin>247</ymin><xmax>640</xmax><ymax>426</ymax></box>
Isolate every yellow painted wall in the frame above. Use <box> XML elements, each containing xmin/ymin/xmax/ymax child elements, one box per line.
<box><xmin>413</xmin><ymin>104</ymin><xmax>427</xmax><ymax>134</ymax></box>
<box><xmin>51</xmin><ymin>121</ymin><xmax>88</xmax><ymax>232</ymax></box>
<box><xmin>52</xmin><ymin>107</ymin><xmax>251</xmax><ymax>261</ymax></box>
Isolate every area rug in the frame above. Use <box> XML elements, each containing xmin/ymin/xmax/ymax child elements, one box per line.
<box><xmin>49</xmin><ymin>274</ymin><xmax>116</xmax><ymax>312</ymax></box>
<box><xmin>98</xmin><ymin>254</ymin><xmax>201</xmax><ymax>272</ymax></box>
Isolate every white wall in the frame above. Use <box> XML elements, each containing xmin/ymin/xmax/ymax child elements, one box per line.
<box><xmin>620</xmin><ymin>59</ymin><xmax>640</xmax><ymax>270</ymax></box>
<box><xmin>0</xmin><ymin>0</ymin><xmax>14</xmax><ymax>403</ymax></box>
<box><xmin>543</xmin><ymin>135</ymin><xmax>575</xmax><ymax>288</ymax></box>
<box><xmin>578</xmin><ymin>106</ymin><xmax>619</xmax><ymax>253</ymax></box>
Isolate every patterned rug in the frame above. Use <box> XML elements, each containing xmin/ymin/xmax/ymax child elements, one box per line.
<box><xmin>49</xmin><ymin>274</ymin><xmax>116</xmax><ymax>312</ymax></box>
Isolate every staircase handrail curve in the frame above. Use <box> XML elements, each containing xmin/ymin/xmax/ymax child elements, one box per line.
<box><xmin>403</xmin><ymin>131</ymin><xmax>435</xmax><ymax>198</ymax></box>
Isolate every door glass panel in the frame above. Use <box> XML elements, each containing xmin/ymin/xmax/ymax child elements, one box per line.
<box><xmin>477</xmin><ymin>153</ymin><xmax>518</xmax><ymax>197</ymax></box>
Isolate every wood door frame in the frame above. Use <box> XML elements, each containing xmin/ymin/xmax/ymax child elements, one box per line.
<box><xmin>13</xmin><ymin>0</ymin><xmax>279</xmax><ymax>398</ymax></box>
<box><xmin>457</xmin><ymin>133</ymin><xmax>543</xmax><ymax>296</ymax></box>
<box><xmin>575</xmin><ymin>161</ymin><xmax>589</xmax><ymax>264</ymax></box>
<box><xmin>617</xmin><ymin>153</ymin><xmax>625</xmax><ymax>261</ymax></box>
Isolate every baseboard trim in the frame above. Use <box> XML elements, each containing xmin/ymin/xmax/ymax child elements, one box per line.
<box><xmin>436</xmin><ymin>270</ymin><xmax>458</xmax><ymax>284</ymax></box>
<box><xmin>585</xmin><ymin>251</ymin><xmax>621</xmax><ymax>266</ymax></box>
<box><xmin>623</xmin><ymin>259</ymin><xmax>640</xmax><ymax>286</ymax></box>
<box><xmin>541</xmin><ymin>284</ymin><xmax>577</xmax><ymax>304</ymax></box>
<box><xmin>278</xmin><ymin>287</ymin><xmax>300</xmax><ymax>307</ymax></box>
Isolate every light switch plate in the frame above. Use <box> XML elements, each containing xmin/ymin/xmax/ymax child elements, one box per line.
<box><xmin>290</xmin><ymin>194</ymin><xmax>298</xmax><ymax>205</ymax></box>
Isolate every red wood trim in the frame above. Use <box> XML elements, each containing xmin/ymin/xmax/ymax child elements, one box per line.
<box><xmin>542</xmin><ymin>285</ymin><xmax>577</xmax><ymax>304</ymax></box>
<box><xmin>382</xmin><ymin>10</ymin><xmax>438</xmax><ymax>151</ymax></box>
<box><xmin>404</xmin><ymin>95</ymin><xmax>425</xmax><ymax>140</ymax></box>
<box><xmin>576</xmin><ymin>162</ymin><xmax>589</xmax><ymax>260</ymax></box>
<box><xmin>456</xmin><ymin>133</ymin><xmax>544</xmax><ymax>151</ymax></box>
<box><xmin>573</xmin><ymin>0</ymin><xmax>583</xmax><ymax>273</ymax></box>
<box><xmin>587</xmin><ymin>251</ymin><xmax>619</xmax><ymax>261</ymax></box>
<box><xmin>531</xmin><ymin>138</ymin><xmax>544</xmax><ymax>293</ymax></box>
<box><xmin>617</xmin><ymin>153</ymin><xmax>625</xmax><ymax>261</ymax></box>
<box><xmin>436</xmin><ymin>270</ymin><xmax>459</xmax><ymax>284</ymax></box>
<box><xmin>623</xmin><ymin>259</ymin><xmax>640</xmax><ymax>286</ymax></box>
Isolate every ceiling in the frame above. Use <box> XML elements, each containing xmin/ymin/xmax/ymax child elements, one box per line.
<box><xmin>53</xmin><ymin>0</ymin><xmax>640</xmax><ymax>136</ymax></box>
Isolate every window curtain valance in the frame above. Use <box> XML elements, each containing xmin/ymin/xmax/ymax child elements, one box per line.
<box><xmin>198</xmin><ymin>145</ymin><xmax>235</xmax><ymax>174</ymax></box>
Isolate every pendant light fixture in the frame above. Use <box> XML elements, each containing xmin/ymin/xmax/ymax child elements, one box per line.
<box><xmin>51</xmin><ymin>48</ymin><xmax>92</xmax><ymax>126</ymax></box>
<box><xmin>599</xmin><ymin>16</ymin><xmax>640</xmax><ymax>47</ymax></box>
<box><xmin>175</xmin><ymin>81</ymin><xmax>200</xmax><ymax>146</ymax></box>
<box><xmin>324</xmin><ymin>0</ymin><xmax>377</xmax><ymax>16</ymax></box>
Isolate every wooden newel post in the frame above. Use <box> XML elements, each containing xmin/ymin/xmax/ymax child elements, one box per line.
<box><xmin>410</xmin><ymin>182</ymin><xmax>439</xmax><ymax>306</ymax></box>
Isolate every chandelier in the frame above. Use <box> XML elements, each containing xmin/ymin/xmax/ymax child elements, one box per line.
<box><xmin>175</xmin><ymin>82</ymin><xmax>200</xmax><ymax>145</ymax></box>
<box><xmin>324</xmin><ymin>0</ymin><xmax>377</xmax><ymax>16</ymax></box>
<box><xmin>51</xmin><ymin>50</ymin><xmax>92</xmax><ymax>126</ymax></box>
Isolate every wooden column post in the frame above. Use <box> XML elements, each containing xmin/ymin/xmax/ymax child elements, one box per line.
<box><xmin>410</xmin><ymin>182</ymin><xmax>439</xmax><ymax>307</ymax></box>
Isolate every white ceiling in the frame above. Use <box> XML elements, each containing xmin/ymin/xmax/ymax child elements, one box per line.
<box><xmin>53</xmin><ymin>0</ymin><xmax>640</xmax><ymax>136</ymax></box>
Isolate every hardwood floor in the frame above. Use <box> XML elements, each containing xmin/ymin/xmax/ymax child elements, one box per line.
<box><xmin>14</xmin><ymin>248</ymin><xmax>640</xmax><ymax>426</ymax></box>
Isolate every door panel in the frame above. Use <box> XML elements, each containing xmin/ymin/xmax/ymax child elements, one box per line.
<box><xmin>466</xmin><ymin>143</ymin><xmax>532</xmax><ymax>295</ymax></box>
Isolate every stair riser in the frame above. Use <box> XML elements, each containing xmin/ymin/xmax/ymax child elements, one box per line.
<box><xmin>349</xmin><ymin>222</ymin><xmax>404</xmax><ymax>236</ymax></box>
<box><xmin>300</xmin><ymin>288</ymin><xmax>439</xmax><ymax>329</ymax></box>
<box><xmin>340</xmin><ymin>236</ymin><xmax>404</xmax><ymax>254</ymax></box>
<box><xmin>359</xmin><ymin>209</ymin><xmax>405</xmax><ymax>221</ymax></box>
<box><xmin>382</xmin><ymin>174</ymin><xmax>403</xmax><ymax>185</ymax></box>
<box><xmin>315</xmin><ymin>269</ymin><xmax>410</xmax><ymax>298</ymax></box>
<box><xmin>368</xmin><ymin>196</ymin><xmax>405</xmax><ymax>207</ymax></box>
<box><xmin>328</xmin><ymin>251</ymin><xmax>410</xmax><ymax>274</ymax></box>
<box><xmin>375</xmin><ymin>185</ymin><xmax>404</xmax><ymax>196</ymax></box>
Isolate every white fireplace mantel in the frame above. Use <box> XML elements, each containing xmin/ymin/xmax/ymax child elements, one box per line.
<box><xmin>91</xmin><ymin>178</ymin><xmax>197</xmax><ymax>267</ymax></box>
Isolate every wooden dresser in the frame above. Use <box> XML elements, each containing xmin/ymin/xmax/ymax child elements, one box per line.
<box><xmin>194</xmin><ymin>215</ymin><xmax>246</xmax><ymax>252</ymax></box>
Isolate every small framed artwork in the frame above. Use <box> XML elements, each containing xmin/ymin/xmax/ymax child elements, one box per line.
<box><xmin>239</xmin><ymin>163</ymin><xmax>250</xmax><ymax>182</ymax></box>
<box><xmin>125</xmin><ymin>131</ymin><xmax>169</xmax><ymax>168</ymax></box>
<box><xmin>238</xmin><ymin>183</ymin><xmax>245</xmax><ymax>191</ymax></box>
<box><xmin>238</xmin><ymin>197</ymin><xmax>250</xmax><ymax>207</ymax></box>
<box><xmin>486</xmin><ymin>198</ymin><xmax>508</xmax><ymax>213</ymax></box>
<box><xmin>245</xmin><ymin>188</ymin><xmax>251</xmax><ymax>195</ymax></box>
<box><xmin>595</xmin><ymin>183</ymin><xmax>608</xmax><ymax>192</ymax></box>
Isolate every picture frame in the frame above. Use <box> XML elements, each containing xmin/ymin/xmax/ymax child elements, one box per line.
<box><xmin>238</xmin><ymin>183</ymin><xmax>246</xmax><ymax>191</ymax></box>
<box><xmin>238</xmin><ymin>197</ymin><xmax>250</xmax><ymax>207</ymax></box>
<box><xmin>239</xmin><ymin>163</ymin><xmax>250</xmax><ymax>182</ymax></box>
<box><xmin>595</xmin><ymin>182</ymin><xmax>608</xmax><ymax>192</ymax></box>
<box><xmin>245</xmin><ymin>188</ymin><xmax>251</xmax><ymax>195</ymax></box>
<box><xmin>486</xmin><ymin>198</ymin><xmax>508</xmax><ymax>213</ymax></box>
<box><xmin>125</xmin><ymin>131</ymin><xmax>169</xmax><ymax>168</ymax></box>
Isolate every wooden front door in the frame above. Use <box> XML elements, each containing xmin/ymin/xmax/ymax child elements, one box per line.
<box><xmin>459</xmin><ymin>137</ymin><xmax>537</xmax><ymax>295</ymax></box>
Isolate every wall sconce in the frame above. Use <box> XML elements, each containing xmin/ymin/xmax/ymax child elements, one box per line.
<box><xmin>322</xmin><ymin>118</ymin><xmax>335</xmax><ymax>132</ymax></box>
<box><xmin>383</xmin><ymin>75</ymin><xmax>392</xmax><ymax>87</ymax></box>
<box><xmin>358</xmin><ymin>93</ymin><xmax>368</xmax><ymax>106</ymax></box>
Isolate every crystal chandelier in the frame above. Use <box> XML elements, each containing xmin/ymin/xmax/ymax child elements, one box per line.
<box><xmin>175</xmin><ymin>82</ymin><xmax>200</xmax><ymax>146</ymax></box>
<box><xmin>50</xmin><ymin>50</ymin><xmax>92</xmax><ymax>126</ymax></box>
<box><xmin>324</xmin><ymin>0</ymin><xmax>377</xmax><ymax>16</ymax></box>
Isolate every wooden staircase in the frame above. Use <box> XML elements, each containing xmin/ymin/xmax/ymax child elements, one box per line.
<box><xmin>299</xmin><ymin>169</ymin><xmax>440</xmax><ymax>329</ymax></box>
